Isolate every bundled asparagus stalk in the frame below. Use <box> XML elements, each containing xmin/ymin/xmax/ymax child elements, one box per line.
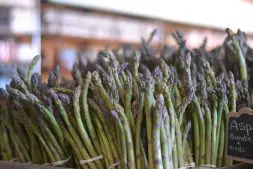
<box><xmin>0</xmin><ymin>28</ymin><xmax>251</xmax><ymax>169</ymax></box>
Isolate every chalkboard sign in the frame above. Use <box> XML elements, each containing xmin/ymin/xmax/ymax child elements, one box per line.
<box><xmin>227</xmin><ymin>107</ymin><xmax>253</xmax><ymax>164</ymax></box>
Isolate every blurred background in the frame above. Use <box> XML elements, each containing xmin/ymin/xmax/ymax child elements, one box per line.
<box><xmin>0</xmin><ymin>0</ymin><xmax>253</xmax><ymax>88</ymax></box>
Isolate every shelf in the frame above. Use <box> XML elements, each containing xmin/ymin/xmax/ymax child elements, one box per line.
<box><xmin>47</xmin><ymin>0</ymin><xmax>253</xmax><ymax>35</ymax></box>
<box><xmin>42</xmin><ymin>33</ymin><xmax>151</xmax><ymax>47</ymax></box>
<box><xmin>41</xmin><ymin>5</ymin><xmax>165</xmax><ymax>45</ymax></box>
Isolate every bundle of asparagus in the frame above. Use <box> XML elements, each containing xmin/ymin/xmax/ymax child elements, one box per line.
<box><xmin>0</xmin><ymin>28</ymin><xmax>251</xmax><ymax>169</ymax></box>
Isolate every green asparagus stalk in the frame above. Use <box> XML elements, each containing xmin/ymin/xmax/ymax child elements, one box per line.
<box><xmin>49</xmin><ymin>89</ymin><xmax>104</xmax><ymax>168</ymax></box>
<box><xmin>124</xmin><ymin>71</ymin><xmax>135</xmax><ymax>131</ymax></box>
<box><xmin>111</xmin><ymin>111</ymin><xmax>128</xmax><ymax>169</ymax></box>
<box><xmin>92</xmin><ymin>71</ymin><xmax>113</xmax><ymax>110</ymax></box>
<box><xmin>160</xmin><ymin>123</ymin><xmax>170</xmax><ymax>169</ymax></box>
<box><xmin>135</xmin><ymin>92</ymin><xmax>145</xmax><ymax>169</ymax></box>
<box><xmin>163</xmin><ymin>111</ymin><xmax>173</xmax><ymax>169</ymax></box>
<box><xmin>228</xmin><ymin>72</ymin><xmax>236</xmax><ymax>166</ymax></box>
<box><xmin>153</xmin><ymin>94</ymin><xmax>164</xmax><ymax>169</ymax></box>
<box><xmin>82</xmin><ymin>72</ymin><xmax>101</xmax><ymax>154</ymax></box>
<box><xmin>27</xmin><ymin>55</ymin><xmax>40</xmax><ymax>89</ymax></box>
<box><xmin>17</xmin><ymin>68</ymin><xmax>27</xmax><ymax>86</ymax></box>
<box><xmin>26</xmin><ymin>126</ymin><xmax>43</xmax><ymax>163</ymax></box>
<box><xmin>73</xmin><ymin>85</ymin><xmax>99</xmax><ymax>154</ymax></box>
<box><xmin>23</xmin><ymin>117</ymin><xmax>56</xmax><ymax>163</ymax></box>
<box><xmin>174</xmin><ymin>114</ymin><xmax>185</xmax><ymax>167</ymax></box>
<box><xmin>161</xmin><ymin>83</ymin><xmax>177</xmax><ymax>168</ymax></box>
<box><xmin>203</xmin><ymin>104</ymin><xmax>212</xmax><ymax>165</ymax></box>
<box><xmin>215</xmin><ymin>99</ymin><xmax>224</xmax><ymax>165</ymax></box>
<box><xmin>92</xmin><ymin>111</ymin><xmax>115</xmax><ymax>169</ymax></box>
<box><xmin>48</xmin><ymin>65</ymin><xmax>60</xmax><ymax>88</ymax></box>
<box><xmin>98</xmin><ymin>134</ymin><xmax>110</xmax><ymax>169</ymax></box>
<box><xmin>223</xmin><ymin>102</ymin><xmax>232</xmax><ymax>166</ymax></box>
<box><xmin>40</xmin><ymin>126</ymin><xmax>62</xmax><ymax>162</ymax></box>
<box><xmin>226</xmin><ymin>28</ymin><xmax>248</xmax><ymax>82</ymax></box>
<box><xmin>113</xmin><ymin>104</ymin><xmax>136</xmax><ymax>169</ymax></box>
<box><xmin>191</xmin><ymin>106</ymin><xmax>200</xmax><ymax>165</ymax></box>
<box><xmin>26</xmin><ymin>93</ymin><xmax>64</xmax><ymax>147</ymax></box>
<box><xmin>132</xmin><ymin>51</ymin><xmax>141</xmax><ymax>99</ymax></box>
<box><xmin>13</xmin><ymin>122</ymin><xmax>30</xmax><ymax>151</ymax></box>
<box><xmin>211</xmin><ymin>95</ymin><xmax>219</xmax><ymax>165</ymax></box>
<box><xmin>11</xmin><ymin>103</ymin><xmax>55</xmax><ymax>163</ymax></box>
<box><xmin>4</xmin><ymin>121</ymin><xmax>31</xmax><ymax>162</ymax></box>
<box><xmin>59</xmin><ymin>121</ymin><xmax>91</xmax><ymax>169</ymax></box>
<box><xmin>228</xmin><ymin>72</ymin><xmax>237</xmax><ymax>112</ymax></box>
<box><xmin>182</xmin><ymin>121</ymin><xmax>191</xmax><ymax>157</ymax></box>
<box><xmin>39</xmin><ymin>120</ymin><xmax>66</xmax><ymax>160</ymax></box>
<box><xmin>144</xmin><ymin>75</ymin><xmax>155</xmax><ymax>169</ymax></box>
<box><xmin>11</xmin><ymin>135</ymin><xmax>25</xmax><ymax>162</ymax></box>
<box><xmin>88</xmin><ymin>99</ymin><xmax>119</xmax><ymax>159</ymax></box>
<box><xmin>1</xmin><ymin>122</ymin><xmax>13</xmax><ymax>161</ymax></box>
<box><xmin>0</xmin><ymin>99</ymin><xmax>13</xmax><ymax>161</ymax></box>
<box><xmin>217</xmin><ymin>117</ymin><xmax>225</xmax><ymax>168</ymax></box>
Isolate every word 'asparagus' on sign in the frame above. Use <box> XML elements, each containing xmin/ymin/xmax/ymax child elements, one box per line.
<box><xmin>229</xmin><ymin>120</ymin><xmax>253</xmax><ymax>137</ymax></box>
<box><xmin>227</xmin><ymin>108</ymin><xmax>253</xmax><ymax>164</ymax></box>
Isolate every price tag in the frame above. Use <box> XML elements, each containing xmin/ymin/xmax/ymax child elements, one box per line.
<box><xmin>227</xmin><ymin>107</ymin><xmax>253</xmax><ymax>164</ymax></box>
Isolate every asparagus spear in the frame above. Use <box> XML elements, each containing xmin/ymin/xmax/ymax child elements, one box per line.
<box><xmin>217</xmin><ymin>117</ymin><xmax>225</xmax><ymax>168</ymax></box>
<box><xmin>27</xmin><ymin>55</ymin><xmax>40</xmax><ymax>89</ymax></box>
<box><xmin>226</xmin><ymin>28</ymin><xmax>248</xmax><ymax>82</ymax></box>
<box><xmin>160</xmin><ymin>122</ymin><xmax>169</xmax><ymax>169</ymax></box>
<box><xmin>211</xmin><ymin>95</ymin><xmax>219</xmax><ymax>165</ymax></box>
<box><xmin>3</xmin><ymin>120</ymin><xmax>31</xmax><ymax>162</ymax></box>
<box><xmin>111</xmin><ymin>111</ymin><xmax>127</xmax><ymax>169</ymax></box>
<box><xmin>124</xmin><ymin>70</ymin><xmax>135</xmax><ymax>132</ymax></box>
<box><xmin>114</xmin><ymin>104</ymin><xmax>136</xmax><ymax>169</ymax></box>
<box><xmin>88</xmin><ymin>99</ymin><xmax>119</xmax><ymax>160</ymax></box>
<box><xmin>92</xmin><ymin>111</ymin><xmax>115</xmax><ymax>169</ymax></box>
<box><xmin>82</xmin><ymin>72</ymin><xmax>101</xmax><ymax>155</ymax></box>
<box><xmin>26</xmin><ymin>93</ymin><xmax>64</xmax><ymax>147</ymax></box>
<box><xmin>135</xmin><ymin>92</ymin><xmax>145</xmax><ymax>169</ymax></box>
<box><xmin>58</xmin><ymin>120</ymin><xmax>90</xmax><ymax>169</ymax></box>
<box><xmin>48</xmin><ymin>65</ymin><xmax>60</xmax><ymax>88</ymax></box>
<box><xmin>203</xmin><ymin>104</ymin><xmax>212</xmax><ymax>165</ymax></box>
<box><xmin>143</xmin><ymin>73</ymin><xmax>155</xmax><ymax>169</ymax></box>
<box><xmin>215</xmin><ymin>74</ymin><xmax>226</xmax><ymax>165</ymax></box>
<box><xmin>73</xmin><ymin>85</ymin><xmax>97</xmax><ymax>154</ymax></box>
<box><xmin>49</xmin><ymin>89</ymin><xmax>104</xmax><ymax>169</ymax></box>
